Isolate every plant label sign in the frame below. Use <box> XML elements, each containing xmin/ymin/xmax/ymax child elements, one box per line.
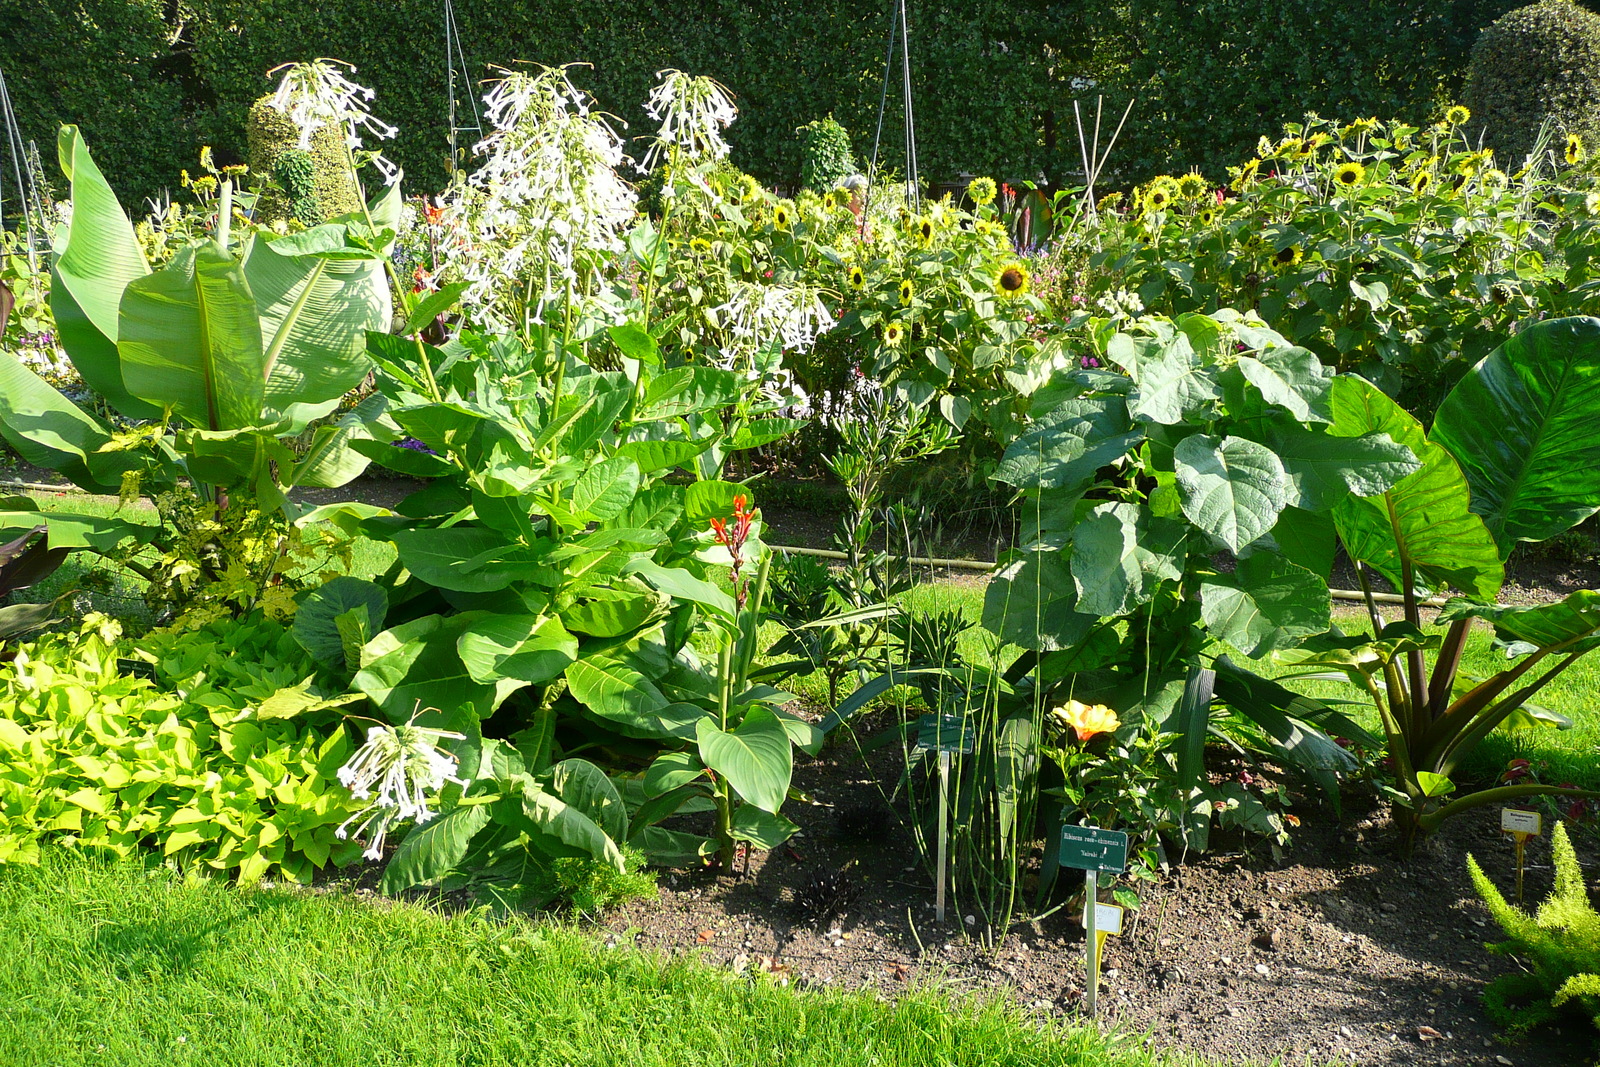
<box><xmin>1058</xmin><ymin>825</ymin><xmax>1129</xmax><ymax>873</ymax></box>
<box><xmin>1084</xmin><ymin>900</ymin><xmax>1124</xmax><ymax>936</ymax></box>
<box><xmin>1501</xmin><ymin>808</ymin><xmax>1542</xmax><ymax>835</ymax></box>
<box><xmin>914</xmin><ymin>713</ymin><xmax>973</xmax><ymax>754</ymax></box>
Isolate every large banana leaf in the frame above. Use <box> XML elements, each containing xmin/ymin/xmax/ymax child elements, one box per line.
<box><xmin>241</xmin><ymin>226</ymin><xmax>387</xmax><ymax>433</ymax></box>
<box><xmin>1439</xmin><ymin>590</ymin><xmax>1600</xmax><ymax>656</ymax></box>
<box><xmin>1432</xmin><ymin>316</ymin><xmax>1600</xmax><ymax>552</ymax></box>
<box><xmin>118</xmin><ymin>245</ymin><xmax>267</xmax><ymax>432</ymax></box>
<box><xmin>50</xmin><ymin>126</ymin><xmax>160</xmax><ymax>420</ymax></box>
<box><xmin>0</xmin><ymin>349</ymin><xmax>119</xmax><ymax>491</ymax></box>
<box><xmin>1329</xmin><ymin>376</ymin><xmax>1502</xmax><ymax>601</ymax></box>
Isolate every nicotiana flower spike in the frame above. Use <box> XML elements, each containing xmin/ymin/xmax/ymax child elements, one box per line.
<box><xmin>335</xmin><ymin>704</ymin><xmax>469</xmax><ymax>860</ymax></box>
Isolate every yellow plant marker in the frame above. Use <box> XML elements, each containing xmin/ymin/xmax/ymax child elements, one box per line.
<box><xmin>1501</xmin><ymin>807</ymin><xmax>1543</xmax><ymax>905</ymax></box>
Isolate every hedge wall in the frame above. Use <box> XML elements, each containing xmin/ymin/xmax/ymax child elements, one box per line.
<box><xmin>0</xmin><ymin>1</ymin><xmax>1568</xmax><ymax>210</ymax></box>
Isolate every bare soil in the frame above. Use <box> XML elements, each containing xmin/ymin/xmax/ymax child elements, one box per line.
<box><xmin>597</xmin><ymin>733</ymin><xmax>1599</xmax><ymax>1067</ymax></box>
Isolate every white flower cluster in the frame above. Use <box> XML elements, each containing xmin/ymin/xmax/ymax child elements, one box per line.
<box><xmin>1095</xmin><ymin>287</ymin><xmax>1145</xmax><ymax>319</ymax></box>
<box><xmin>643</xmin><ymin>70</ymin><xmax>738</xmax><ymax>173</ymax></box>
<box><xmin>714</xmin><ymin>282</ymin><xmax>835</xmax><ymax>355</ymax></box>
<box><xmin>267</xmin><ymin>59</ymin><xmax>400</xmax><ymax>185</ymax></box>
<box><xmin>442</xmin><ymin>66</ymin><xmax>638</xmax><ymax>331</ymax></box>
<box><xmin>335</xmin><ymin>719</ymin><xmax>469</xmax><ymax>860</ymax></box>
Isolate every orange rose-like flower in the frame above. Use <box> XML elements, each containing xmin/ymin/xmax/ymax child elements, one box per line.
<box><xmin>1053</xmin><ymin>700</ymin><xmax>1119</xmax><ymax>743</ymax></box>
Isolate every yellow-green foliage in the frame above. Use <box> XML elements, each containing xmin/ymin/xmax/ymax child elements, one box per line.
<box><xmin>1468</xmin><ymin>821</ymin><xmax>1600</xmax><ymax>1040</ymax></box>
<box><xmin>0</xmin><ymin>614</ymin><xmax>363</xmax><ymax>884</ymax></box>
<box><xmin>247</xmin><ymin>93</ymin><xmax>361</xmax><ymax>225</ymax></box>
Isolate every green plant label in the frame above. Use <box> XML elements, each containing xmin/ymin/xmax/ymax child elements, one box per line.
<box><xmin>1058</xmin><ymin>825</ymin><xmax>1128</xmax><ymax>873</ymax></box>
<box><xmin>914</xmin><ymin>713</ymin><xmax>972</xmax><ymax>754</ymax></box>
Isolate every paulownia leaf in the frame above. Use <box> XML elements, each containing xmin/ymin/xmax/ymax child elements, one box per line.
<box><xmin>1174</xmin><ymin>434</ymin><xmax>1292</xmax><ymax>552</ymax></box>
<box><xmin>1201</xmin><ymin>551</ymin><xmax>1331</xmax><ymax>657</ymax></box>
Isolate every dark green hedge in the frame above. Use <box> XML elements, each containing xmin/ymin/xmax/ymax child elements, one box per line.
<box><xmin>0</xmin><ymin>1</ymin><xmax>1572</xmax><ymax>210</ymax></box>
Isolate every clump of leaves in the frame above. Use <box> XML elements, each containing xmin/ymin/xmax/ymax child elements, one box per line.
<box><xmin>1469</xmin><ymin>821</ymin><xmax>1600</xmax><ymax>1042</ymax></box>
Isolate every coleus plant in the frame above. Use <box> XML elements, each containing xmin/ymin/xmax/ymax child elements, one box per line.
<box><xmin>315</xmin><ymin>322</ymin><xmax>815</xmax><ymax>877</ymax></box>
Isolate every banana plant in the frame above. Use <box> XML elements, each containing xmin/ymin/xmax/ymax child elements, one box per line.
<box><xmin>0</xmin><ymin>126</ymin><xmax>396</xmax><ymax>568</ymax></box>
<box><xmin>1270</xmin><ymin>316</ymin><xmax>1600</xmax><ymax>843</ymax></box>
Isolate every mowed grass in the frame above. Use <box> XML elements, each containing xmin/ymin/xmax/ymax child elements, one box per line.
<box><xmin>0</xmin><ymin>851</ymin><xmax>1222</xmax><ymax>1067</ymax></box>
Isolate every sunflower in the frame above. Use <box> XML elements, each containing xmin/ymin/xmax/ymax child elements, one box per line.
<box><xmin>1198</xmin><ymin>207</ymin><xmax>1217</xmax><ymax>226</ymax></box>
<box><xmin>827</xmin><ymin>187</ymin><xmax>852</xmax><ymax>210</ymax></box>
<box><xmin>773</xmin><ymin>199</ymin><xmax>796</xmax><ymax>229</ymax></box>
<box><xmin>1411</xmin><ymin>169</ymin><xmax>1433</xmax><ymax>196</ymax></box>
<box><xmin>1445</xmin><ymin>104</ymin><xmax>1471</xmax><ymax>127</ymax></box>
<box><xmin>996</xmin><ymin>262</ymin><xmax>1030</xmax><ymax>297</ymax></box>
<box><xmin>883</xmin><ymin>321</ymin><xmax>905</xmax><ymax>346</ymax></box>
<box><xmin>1144</xmin><ymin>182</ymin><xmax>1174</xmax><ymax>212</ymax></box>
<box><xmin>1272</xmin><ymin>244</ymin><xmax>1304</xmax><ymax>270</ymax></box>
<box><xmin>967</xmin><ymin>175</ymin><xmax>997</xmax><ymax>206</ymax></box>
<box><xmin>739</xmin><ymin>175</ymin><xmax>762</xmax><ymax>202</ymax></box>
<box><xmin>1229</xmin><ymin>158</ymin><xmax>1262</xmax><ymax>192</ymax></box>
<box><xmin>898</xmin><ymin>279</ymin><xmax>915</xmax><ymax>305</ymax></box>
<box><xmin>917</xmin><ymin>216</ymin><xmax>935</xmax><ymax>246</ymax></box>
<box><xmin>689</xmin><ymin>237</ymin><xmax>712</xmax><ymax>253</ymax></box>
<box><xmin>848</xmin><ymin>265</ymin><xmax>866</xmax><ymax>290</ymax></box>
<box><xmin>1481</xmin><ymin>167</ymin><xmax>1508</xmax><ymax>191</ymax></box>
<box><xmin>1096</xmin><ymin>190</ymin><xmax>1124</xmax><ymax>211</ymax></box>
<box><xmin>1333</xmin><ymin>161</ymin><xmax>1366</xmax><ymax>189</ymax></box>
<box><xmin>1176</xmin><ymin>170</ymin><xmax>1209</xmax><ymax>200</ymax></box>
<box><xmin>1568</xmin><ymin>134</ymin><xmax>1586</xmax><ymax>166</ymax></box>
<box><xmin>1340</xmin><ymin>116</ymin><xmax>1379</xmax><ymax>140</ymax></box>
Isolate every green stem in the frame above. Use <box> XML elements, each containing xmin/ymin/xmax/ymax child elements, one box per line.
<box><xmin>1420</xmin><ymin>783</ymin><xmax>1600</xmax><ymax>834</ymax></box>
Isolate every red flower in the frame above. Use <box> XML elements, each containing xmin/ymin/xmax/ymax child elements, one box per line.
<box><xmin>711</xmin><ymin>495</ymin><xmax>756</xmax><ymax>609</ymax></box>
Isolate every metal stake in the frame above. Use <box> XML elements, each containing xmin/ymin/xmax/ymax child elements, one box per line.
<box><xmin>1085</xmin><ymin>868</ymin><xmax>1099</xmax><ymax>1016</ymax></box>
<box><xmin>935</xmin><ymin>748</ymin><xmax>950</xmax><ymax>922</ymax></box>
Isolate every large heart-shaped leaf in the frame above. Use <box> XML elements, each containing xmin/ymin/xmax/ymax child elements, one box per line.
<box><xmin>1330</xmin><ymin>376</ymin><xmax>1503</xmax><ymax>600</ymax></box>
<box><xmin>1236</xmin><ymin>346</ymin><xmax>1333</xmax><ymax>423</ymax></box>
<box><xmin>1174</xmin><ymin>434</ymin><xmax>1292</xmax><ymax>552</ymax></box>
<box><xmin>1070</xmin><ymin>502</ymin><xmax>1186</xmax><ymax>616</ymax></box>
<box><xmin>1266</xmin><ymin>423</ymin><xmax>1420</xmax><ymax>511</ymax></box>
<box><xmin>457</xmin><ymin>613</ymin><xmax>578</xmax><ymax>685</ymax></box>
<box><xmin>982</xmin><ymin>551</ymin><xmax>1098</xmax><ymax>652</ymax></box>
<box><xmin>992</xmin><ymin>394</ymin><xmax>1143</xmax><ymax>492</ymax></box>
<box><xmin>1121</xmin><ymin>330</ymin><xmax>1219</xmax><ymax>425</ymax></box>
<box><xmin>119</xmin><ymin>245</ymin><xmax>267</xmax><ymax>432</ymax></box>
<box><xmin>50</xmin><ymin>126</ymin><xmax>159</xmax><ymax>420</ymax></box>
<box><xmin>1201</xmin><ymin>551</ymin><xmax>1331</xmax><ymax>657</ymax></box>
<box><xmin>1432</xmin><ymin>316</ymin><xmax>1600</xmax><ymax>551</ymax></box>
<box><xmin>696</xmin><ymin>707</ymin><xmax>792</xmax><ymax>814</ymax></box>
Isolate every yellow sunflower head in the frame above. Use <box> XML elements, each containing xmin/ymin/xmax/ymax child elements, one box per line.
<box><xmin>967</xmin><ymin>176</ymin><xmax>997</xmax><ymax>206</ymax></box>
<box><xmin>883</xmin><ymin>321</ymin><xmax>905</xmax><ymax>346</ymax></box>
<box><xmin>1445</xmin><ymin>104</ymin><xmax>1471</xmax><ymax>127</ymax></box>
<box><xmin>773</xmin><ymin>199</ymin><xmax>796</xmax><ymax>229</ymax></box>
<box><xmin>898</xmin><ymin>279</ymin><xmax>915</xmax><ymax>305</ymax></box>
<box><xmin>739</xmin><ymin>175</ymin><xmax>762</xmax><ymax>202</ymax></box>
<box><xmin>1097</xmin><ymin>190</ymin><xmax>1125</xmax><ymax>211</ymax></box>
<box><xmin>1229</xmin><ymin>158</ymin><xmax>1262</xmax><ymax>192</ymax></box>
<box><xmin>917</xmin><ymin>216</ymin><xmax>935</xmax><ymax>245</ymax></box>
<box><xmin>1144</xmin><ymin>180</ymin><xmax>1175</xmax><ymax>212</ymax></box>
<box><xmin>1333</xmin><ymin>161</ymin><xmax>1366</xmax><ymax>190</ymax></box>
<box><xmin>1198</xmin><ymin>207</ymin><xmax>1217</xmax><ymax>226</ymax></box>
<box><xmin>1481</xmin><ymin>167</ymin><xmax>1508</xmax><ymax>191</ymax></box>
<box><xmin>1272</xmin><ymin>244</ymin><xmax>1304</xmax><ymax>270</ymax></box>
<box><xmin>848</xmin><ymin>265</ymin><xmax>866</xmax><ymax>290</ymax></box>
<box><xmin>1411</xmin><ymin>169</ymin><xmax>1433</xmax><ymax>196</ymax></box>
<box><xmin>689</xmin><ymin>237</ymin><xmax>712</xmax><ymax>253</ymax></box>
<box><xmin>997</xmin><ymin>262</ymin><xmax>1030</xmax><ymax>297</ymax></box>
<box><xmin>1568</xmin><ymin>134</ymin><xmax>1586</xmax><ymax>166</ymax></box>
<box><xmin>1176</xmin><ymin>170</ymin><xmax>1209</xmax><ymax>200</ymax></box>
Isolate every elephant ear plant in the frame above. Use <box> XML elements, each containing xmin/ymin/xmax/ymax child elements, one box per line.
<box><xmin>1269</xmin><ymin>316</ymin><xmax>1600</xmax><ymax>845</ymax></box>
<box><xmin>0</xmin><ymin>121</ymin><xmax>399</xmax><ymax>618</ymax></box>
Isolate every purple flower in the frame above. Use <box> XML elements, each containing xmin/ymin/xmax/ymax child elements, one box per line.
<box><xmin>393</xmin><ymin>436</ymin><xmax>437</xmax><ymax>455</ymax></box>
<box><xmin>1079</xmin><ymin>355</ymin><xmax>1102</xmax><ymax>370</ymax></box>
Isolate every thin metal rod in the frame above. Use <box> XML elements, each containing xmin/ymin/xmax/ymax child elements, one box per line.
<box><xmin>899</xmin><ymin>0</ymin><xmax>918</xmax><ymax>205</ymax></box>
<box><xmin>936</xmin><ymin>748</ymin><xmax>949</xmax><ymax>922</ymax></box>
<box><xmin>1085</xmin><ymin>868</ymin><xmax>1099</xmax><ymax>1015</ymax></box>
<box><xmin>862</xmin><ymin>0</ymin><xmax>900</xmax><ymax>235</ymax></box>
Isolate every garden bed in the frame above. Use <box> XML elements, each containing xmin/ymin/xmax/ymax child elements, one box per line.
<box><xmin>595</xmin><ymin>731</ymin><xmax>1598</xmax><ymax>1067</ymax></box>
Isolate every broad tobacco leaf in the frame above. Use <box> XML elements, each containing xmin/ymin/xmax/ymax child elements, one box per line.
<box><xmin>1070</xmin><ymin>501</ymin><xmax>1187</xmax><ymax>617</ymax></box>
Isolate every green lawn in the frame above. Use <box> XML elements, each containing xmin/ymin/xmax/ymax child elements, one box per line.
<box><xmin>0</xmin><ymin>851</ymin><xmax>1220</xmax><ymax>1067</ymax></box>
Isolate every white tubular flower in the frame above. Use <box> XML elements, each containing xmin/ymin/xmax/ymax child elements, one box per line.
<box><xmin>643</xmin><ymin>69</ymin><xmax>738</xmax><ymax>172</ymax></box>
<box><xmin>715</xmin><ymin>282</ymin><xmax>835</xmax><ymax>356</ymax></box>
<box><xmin>335</xmin><ymin>716</ymin><xmax>469</xmax><ymax>860</ymax></box>
<box><xmin>441</xmin><ymin>65</ymin><xmax>639</xmax><ymax>330</ymax></box>
<box><xmin>267</xmin><ymin>59</ymin><xmax>400</xmax><ymax>184</ymax></box>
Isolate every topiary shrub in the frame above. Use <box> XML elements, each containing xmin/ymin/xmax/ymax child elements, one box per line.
<box><xmin>246</xmin><ymin>93</ymin><xmax>360</xmax><ymax>226</ymax></box>
<box><xmin>798</xmin><ymin>115</ymin><xmax>855</xmax><ymax>193</ymax></box>
<box><xmin>1465</xmin><ymin>0</ymin><xmax>1600</xmax><ymax>169</ymax></box>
